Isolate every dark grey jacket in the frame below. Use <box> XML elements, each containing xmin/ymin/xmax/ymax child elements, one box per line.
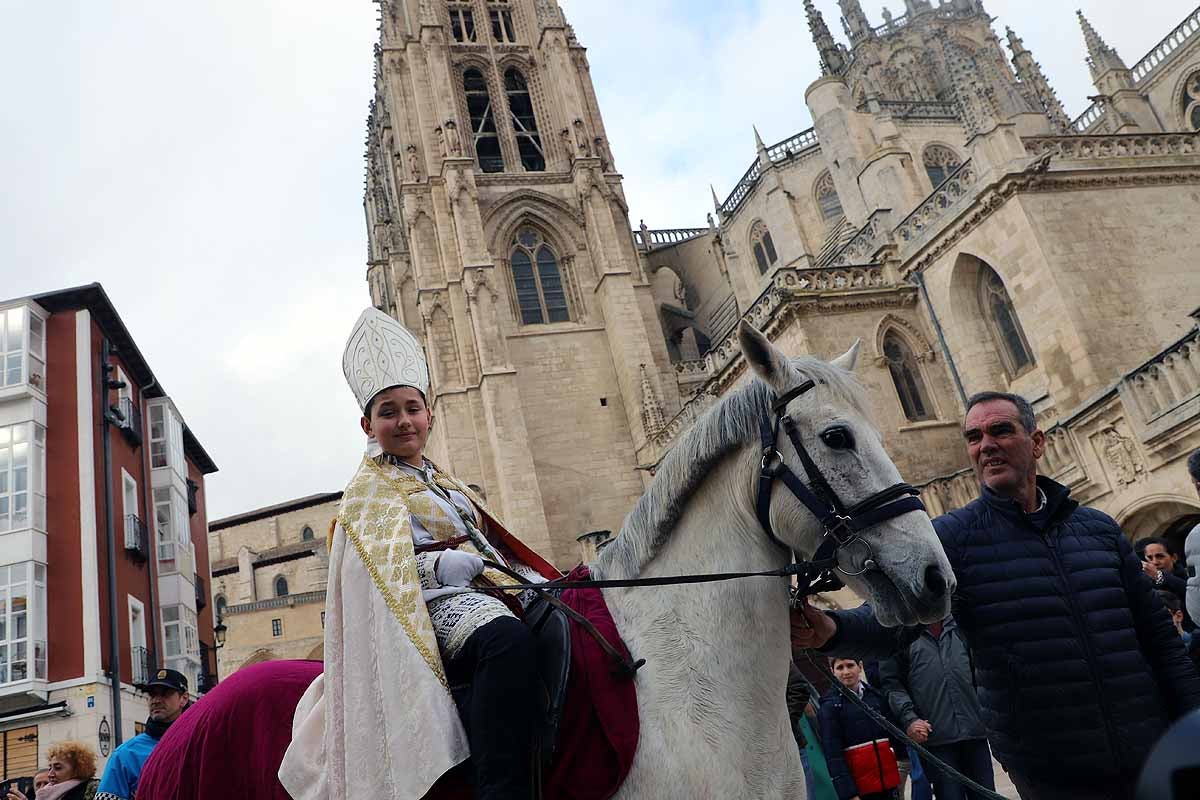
<box><xmin>878</xmin><ymin>618</ymin><xmax>987</xmax><ymax>747</ymax></box>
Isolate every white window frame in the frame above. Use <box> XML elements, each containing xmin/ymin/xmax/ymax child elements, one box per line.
<box><xmin>163</xmin><ymin>605</ymin><xmax>182</xmax><ymax>658</ymax></box>
<box><xmin>0</xmin><ymin>306</ymin><xmax>47</xmax><ymax>393</ymax></box>
<box><xmin>148</xmin><ymin>401</ymin><xmax>186</xmax><ymax>478</ymax></box>
<box><xmin>154</xmin><ymin>487</ymin><xmax>176</xmax><ymax>572</ymax></box>
<box><xmin>271</xmin><ymin>618</ymin><xmax>283</xmax><ymax>638</ymax></box>
<box><xmin>0</xmin><ymin>423</ymin><xmax>46</xmax><ymax>535</ymax></box>
<box><xmin>128</xmin><ymin>595</ymin><xmax>148</xmax><ymax>684</ymax></box>
<box><xmin>0</xmin><ymin>562</ymin><xmax>47</xmax><ymax>685</ymax></box>
<box><xmin>122</xmin><ymin>469</ymin><xmax>139</xmax><ymax>522</ymax></box>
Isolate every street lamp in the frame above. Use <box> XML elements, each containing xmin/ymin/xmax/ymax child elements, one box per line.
<box><xmin>213</xmin><ymin>618</ymin><xmax>227</xmax><ymax>649</ymax></box>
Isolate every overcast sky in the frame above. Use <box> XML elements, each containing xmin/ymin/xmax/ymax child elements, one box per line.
<box><xmin>1</xmin><ymin>0</ymin><xmax>1193</xmax><ymax>520</ymax></box>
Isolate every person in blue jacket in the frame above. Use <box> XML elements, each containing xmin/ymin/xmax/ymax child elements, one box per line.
<box><xmin>96</xmin><ymin>669</ymin><xmax>191</xmax><ymax>800</ymax></box>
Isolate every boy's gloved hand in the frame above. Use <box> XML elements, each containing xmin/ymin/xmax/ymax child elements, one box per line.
<box><xmin>435</xmin><ymin>550</ymin><xmax>485</xmax><ymax>587</ymax></box>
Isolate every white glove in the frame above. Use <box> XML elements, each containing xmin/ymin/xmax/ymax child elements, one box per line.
<box><xmin>435</xmin><ymin>550</ymin><xmax>485</xmax><ymax>587</ymax></box>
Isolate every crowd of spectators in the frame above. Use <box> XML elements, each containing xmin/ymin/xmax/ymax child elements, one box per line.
<box><xmin>790</xmin><ymin>395</ymin><xmax>1200</xmax><ymax>800</ymax></box>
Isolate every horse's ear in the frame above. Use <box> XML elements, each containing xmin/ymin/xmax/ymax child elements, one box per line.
<box><xmin>830</xmin><ymin>339</ymin><xmax>861</xmax><ymax>372</ymax></box>
<box><xmin>739</xmin><ymin>321</ymin><xmax>791</xmax><ymax>387</ymax></box>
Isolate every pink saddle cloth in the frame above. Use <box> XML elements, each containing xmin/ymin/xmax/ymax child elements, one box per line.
<box><xmin>136</xmin><ymin>659</ymin><xmax>323</xmax><ymax>800</ymax></box>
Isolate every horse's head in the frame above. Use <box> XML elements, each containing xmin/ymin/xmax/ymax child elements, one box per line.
<box><xmin>739</xmin><ymin>321</ymin><xmax>953</xmax><ymax>627</ymax></box>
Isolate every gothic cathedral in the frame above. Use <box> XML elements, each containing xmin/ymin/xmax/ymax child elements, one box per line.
<box><xmin>364</xmin><ymin>0</ymin><xmax>1200</xmax><ymax>566</ymax></box>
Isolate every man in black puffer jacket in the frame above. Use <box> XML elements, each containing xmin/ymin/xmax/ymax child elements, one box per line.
<box><xmin>793</xmin><ymin>391</ymin><xmax>1200</xmax><ymax>800</ymax></box>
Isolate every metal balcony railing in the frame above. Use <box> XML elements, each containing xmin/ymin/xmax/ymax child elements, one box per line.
<box><xmin>131</xmin><ymin>645</ymin><xmax>154</xmax><ymax>686</ymax></box>
<box><xmin>115</xmin><ymin>397</ymin><xmax>143</xmax><ymax>446</ymax></box>
<box><xmin>124</xmin><ymin>514</ymin><xmax>149</xmax><ymax>562</ymax></box>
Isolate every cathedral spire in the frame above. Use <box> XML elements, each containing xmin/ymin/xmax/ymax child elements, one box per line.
<box><xmin>639</xmin><ymin>364</ymin><xmax>666</xmax><ymax>438</ymax></box>
<box><xmin>941</xmin><ymin>36</ymin><xmax>998</xmax><ymax>138</ymax></box>
<box><xmin>838</xmin><ymin>0</ymin><xmax>873</xmax><ymax>44</ymax></box>
<box><xmin>1077</xmin><ymin>10</ymin><xmax>1128</xmax><ymax>79</ymax></box>
<box><xmin>1006</xmin><ymin>26</ymin><xmax>1072</xmax><ymax>133</ymax></box>
<box><xmin>753</xmin><ymin>125</ymin><xmax>769</xmax><ymax>165</ymax></box>
<box><xmin>711</xmin><ymin>184</ymin><xmax>723</xmax><ymax>221</ymax></box>
<box><xmin>805</xmin><ymin>0</ymin><xmax>846</xmax><ymax>75</ymax></box>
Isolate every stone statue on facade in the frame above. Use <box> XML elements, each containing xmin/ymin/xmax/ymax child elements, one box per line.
<box><xmin>573</xmin><ymin>119</ymin><xmax>591</xmax><ymax>156</ymax></box>
<box><xmin>434</xmin><ymin>126</ymin><xmax>446</xmax><ymax>158</ymax></box>
<box><xmin>594</xmin><ymin>137</ymin><xmax>612</xmax><ymax>171</ymax></box>
<box><xmin>407</xmin><ymin>144</ymin><xmax>421</xmax><ymax>181</ymax></box>
<box><xmin>444</xmin><ymin>120</ymin><xmax>463</xmax><ymax>156</ymax></box>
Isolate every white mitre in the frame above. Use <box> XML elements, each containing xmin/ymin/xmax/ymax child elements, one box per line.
<box><xmin>342</xmin><ymin>307</ymin><xmax>430</xmax><ymax>411</ymax></box>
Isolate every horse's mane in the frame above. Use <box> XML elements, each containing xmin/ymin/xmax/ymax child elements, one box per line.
<box><xmin>593</xmin><ymin>356</ymin><xmax>869</xmax><ymax>579</ymax></box>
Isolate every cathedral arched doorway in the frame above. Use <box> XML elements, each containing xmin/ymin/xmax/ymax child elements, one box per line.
<box><xmin>1117</xmin><ymin>496</ymin><xmax>1200</xmax><ymax>558</ymax></box>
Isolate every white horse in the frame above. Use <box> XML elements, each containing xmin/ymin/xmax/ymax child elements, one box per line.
<box><xmin>596</xmin><ymin>321</ymin><xmax>953</xmax><ymax>799</ymax></box>
<box><xmin>134</xmin><ymin>321</ymin><xmax>953</xmax><ymax>800</ymax></box>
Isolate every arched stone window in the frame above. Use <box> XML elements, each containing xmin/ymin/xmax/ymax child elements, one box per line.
<box><xmin>978</xmin><ymin>265</ymin><xmax>1034</xmax><ymax>377</ymax></box>
<box><xmin>881</xmin><ymin>331</ymin><xmax>933</xmax><ymax>422</ymax></box>
<box><xmin>510</xmin><ymin>227</ymin><xmax>569</xmax><ymax>324</ymax></box>
<box><xmin>463</xmin><ymin>68</ymin><xmax>504</xmax><ymax>173</ymax></box>
<box><xmin>814</xmin><ymin>171</ymin><xmax>843</xmax><ymax>222</ymax></box>
<box><xmin>215</xmin><ymin>595</ymin><xmax>227</xmax><ymax>620</ymax></box>
<box><xmin>749</xmin><ymin>221</ymin><xmax>778</xmax><ymax>274</ymax></box>
<box><xmin>1182</xmin><ymin>71</ymin><xmax>1200</xmax><ymax>131</ymax></box>
<box><xmin>922</xmin><ymin>144</ymin><xmax>961</xmax><ymax>187</ymax></box>
<box><xmin>504</xmin><ymin>68</ymin><xmax>545</xmax><ymax>172</ymax></box>
<box><xmin>274</xmin><ymin>576</ymin><xmax>289</xmax><ymax>598</ymax></box>
<box><xmin>301</xmin><ymin>525</ymin><xmax>314</xmax><ymax>542</ymax></box>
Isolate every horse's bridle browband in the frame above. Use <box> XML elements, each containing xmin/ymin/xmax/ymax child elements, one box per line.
<box><xmin>756</xmin><ymin>379</ymin><xmax>927</xmax><ymax>591</ymax></box>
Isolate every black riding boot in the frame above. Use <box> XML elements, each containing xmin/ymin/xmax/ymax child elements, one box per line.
<box><xmin>447</xmin><ymin>616</ymin><xmax>538</xmax><ymax>800</ymax></box>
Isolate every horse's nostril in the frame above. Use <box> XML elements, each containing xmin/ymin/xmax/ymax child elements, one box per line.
<box><xmin>924</xmin><ymin>565</ymin><xmax>947</xmax><ymax>599</ymax></box>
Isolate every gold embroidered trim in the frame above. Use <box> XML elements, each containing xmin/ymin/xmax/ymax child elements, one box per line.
<box><xmin>338</xmin><ymin>456</ymin><xmax>448</xmax><ymax>689</ymax></box>
<box><xmin>364</xmin><ymin>457</ymin><xmax>524</xmax><ymax>592</ymax></box>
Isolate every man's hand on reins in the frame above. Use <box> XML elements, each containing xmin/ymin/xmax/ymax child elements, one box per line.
<box><xmin>790</xmin><ymin>598</ymin><xmax>837</xmax><ymax>650</ymax></box>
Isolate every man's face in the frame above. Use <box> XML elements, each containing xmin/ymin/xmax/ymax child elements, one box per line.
<box><xmin>360</xmin><ymin>386</ymin><xmax>432</xmax><ymax>463</ymax></box>
<box><xmin>963</xmin><ymin>399</ymin><xmax>1045</xmax><ymax>497</ymax></box>
<box><xmin>147</xmin><ymin>686</ymin><xmax>188</xmax><ymax>723</ymax></box>
<box><xmin>832</xmin><ymin>659</ymin><xmax>863</xmax><ymax>689</ymax></box>
<box><xmin>1144</xmin><ymin>543</ymin><xmax>1177</xmax><ymax>573</ymax></box>
<box><xmin>33</xmin><ymin>771</ymin><xmax>49</xmax><ymax>791</ymax></box>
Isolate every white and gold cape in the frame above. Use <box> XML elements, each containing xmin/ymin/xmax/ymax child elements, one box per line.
<box><xmin>277</xmin><ymin>455</ymin><xmax>558</xmax><ymax>800</ymax></box>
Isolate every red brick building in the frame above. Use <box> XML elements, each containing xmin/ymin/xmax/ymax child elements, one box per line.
<box><xmin>0</xmin><ymin>283</ymin><xmax>217</xmax><ymax>776</ymax></box>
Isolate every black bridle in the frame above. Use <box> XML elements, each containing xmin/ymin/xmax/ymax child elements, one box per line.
<box><xmin>755</xmin><ymin>379</ymin><xmax>927</xmax><ymax>594</ymax></box>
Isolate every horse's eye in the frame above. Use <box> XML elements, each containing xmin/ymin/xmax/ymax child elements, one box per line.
<box><xmin>820</xmin><ymin>426</ymin><xmax>854</xmax><ymax>450</ymax></box>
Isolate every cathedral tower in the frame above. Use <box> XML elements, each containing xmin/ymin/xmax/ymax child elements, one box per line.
<box><xmin>363</xmin><ymin>0</ymin><xmax>676</xmax><ymax>564</ymax></box>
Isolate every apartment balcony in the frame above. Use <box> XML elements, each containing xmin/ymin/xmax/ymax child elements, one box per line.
<box><xmin>194</xmin><ymin>574</ymin><xmax>207</xmax><ymax>611</ymax></box>
<box><xmin>124</xmin><ymin>514</ymin><xmax>149</xmax><ymax>562</ymax></box>
<box><xmin>131</xmin><ymin>645</ymin><xmax>155</xmax><ymax>686</ymax></box>
<box><xmin>113</xmin><ymin>397</ymin><xmax>143</xmax><ymax>446</ymax></box>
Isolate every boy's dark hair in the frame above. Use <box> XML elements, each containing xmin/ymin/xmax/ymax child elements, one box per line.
<box><xmin>1157</xmin><ymin>589</ymin><xmax>1182</xmax><ymax>614</ymax></box>
<box><xmin>965</xmin><ymin>391</ymin><xmax>1036</xmax><ymax>432</ymax></box>
<box><xmin>1188</xmin><ymin>449</ymin><xmax>1200</xmax><ymax>483</ymax></box>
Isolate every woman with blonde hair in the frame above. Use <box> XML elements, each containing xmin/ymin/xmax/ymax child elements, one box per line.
<box><xmin>5</xmin><ymin>740</ymin><xmax>98</xmax><ymax>800</ymax></box>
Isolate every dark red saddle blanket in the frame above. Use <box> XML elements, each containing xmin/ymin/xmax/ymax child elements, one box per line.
<box><xmin>137</xmin><ymin>569</ymin><xmax>638</xmax><ymax>800</ymax></box>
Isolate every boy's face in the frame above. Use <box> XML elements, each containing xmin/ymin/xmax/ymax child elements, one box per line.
<box><xmin>832</xmin><ymin>658</ymin><xmax>863</xmax><ymax>689</ymax></box>
<box><xmin>361</xmin><ymin>386</ymin><xmax>432</xmax><ymax>463</ymax></box>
